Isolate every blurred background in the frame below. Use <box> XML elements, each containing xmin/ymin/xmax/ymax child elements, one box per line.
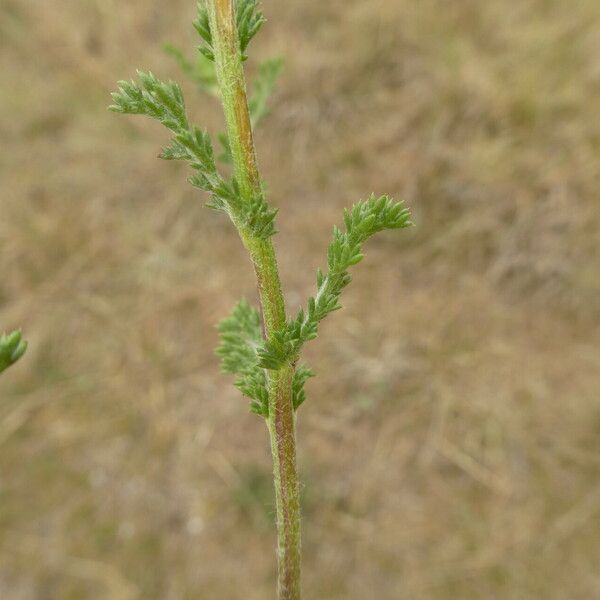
<box><xmin>1</xmin><ymin>0</ymin><xmax>599</xmax><ymax>598</ymax></box>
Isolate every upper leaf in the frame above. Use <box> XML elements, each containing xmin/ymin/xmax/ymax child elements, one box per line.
<box><xmin>110</xmin><ymin>70</ymin><xmax>278</xmax><ymax>240</ymax></box>
<box><xmin>236</xmin><ymin>0</ymin><xmax>266</xmax><ymax>58</ymax></box>
<box><xmin>195</xmin><ymin>0</ymin><xmax>266</xmax><ymax>62</ymax></box>
<box><xmin>194</xmin><ymin>1</ymin><xmax>215</xmax><ymax>61</ymax></box>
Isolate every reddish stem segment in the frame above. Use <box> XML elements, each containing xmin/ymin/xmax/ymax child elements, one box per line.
<box><xmin>206</xmin><ymin>2</ymin><xmax>302</xmax><ymax>598</ymax></box>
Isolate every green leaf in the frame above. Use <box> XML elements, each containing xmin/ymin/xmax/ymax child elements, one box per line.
<box><xmin>292</xmin><ymin>364</ymin><xmax>314</xmax><ymax>410</ymax></box>
<box><xmin>235</xmin><ymin>0</ymin><xmax>266</xmax><ymax>59</ymax></box>
<box><xmin>110</xmin><ymin>72</ymin><xmax>237</xmax><ymax>212</ymax></box>
<box><xmin>195</xmin><ymin>0</ymin><xmax>265</xmax><ymax>62</ymax></box>
<box><xmin>0</xmin><ymin>330</ymin><xmax>27</xmax><ymax>374</ymax></box>
<box><xmin>110</xmin><ymin>70</ymin><xmax>278</xmax><ymax>238</ymax></box>
<box><xmin>217</xmin><ymin>298</ymin><xmax>262</xmax><ymax>374</ymax></box>
<box><xmin>258</xmin><ymin>195</ymin><xmax>412</xmax><ymax>369</ymax></box>
<box><xmin>243</xmin><ymin>191</ymin><xmax>279</xmax><ymax>239</ymax></box>
<box><xmin>217</xmin><ymin>299</ymin><xmax>269</xmax><ymax>416</ymax></box>
<box><xmin>109</xmin><ymin>71</ymin><xmax>188</xmax><ymax>132</ymax></box>
<box><xmin>194</xmin><ymin>2</ymin><xmax>213</xmax><ymax>48</ymax></box>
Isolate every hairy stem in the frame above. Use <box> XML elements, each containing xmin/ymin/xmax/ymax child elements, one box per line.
<box><xmin>206</xmin><ymin>1</ymin><xmax>301</xmax><ymax>598</ymax></box>
<box><xmin>266</xmin><ymin>364</ymin><xmax>301</xmax><ymax>600</ymax></box>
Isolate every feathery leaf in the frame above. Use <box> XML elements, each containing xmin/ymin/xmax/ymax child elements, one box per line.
<box><xmin>195</xmin><ymin>0</ymin><xmax>265</xmax><ymax>62</ymax></box>
<box><xmin>235</xmin><ymin>0</ymin><xmax>266</xmax><ymax>59</ymax></box>
<box><xmin>217</xmin><ymin>299</ymin><xmax>269</xmax><ymax>416</ymax></box>
<box><xmin>257</xmin><ymin>195</ymin><xmax>412</xmax><ymax>369</ymax></box>
<box><xmin>292</xmin><ymin>364</ymin><xmax>314</xmax><ymax>410</ymax></box>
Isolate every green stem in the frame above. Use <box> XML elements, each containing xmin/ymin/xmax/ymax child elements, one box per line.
<box><xmin>206</xmin><ymin>2</ymin><xmax>301</xmax><ymax>598</ymax></box>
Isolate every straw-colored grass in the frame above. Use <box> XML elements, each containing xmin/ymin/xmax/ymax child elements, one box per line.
<box><xmin>1</xmin><ymin>0</ymin><xmax>599</xmax><ymax>598</ymax></box>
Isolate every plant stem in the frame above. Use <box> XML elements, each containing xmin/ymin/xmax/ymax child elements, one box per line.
<box><xmin>206</xmin><ymin>2</ymin><xmax>301</xmax><ymax>598</ymax></box>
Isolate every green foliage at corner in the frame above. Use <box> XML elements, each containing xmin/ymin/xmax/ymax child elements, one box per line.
<box><xmin>0</xmin><ymin>330</ymin><xmax>27</xmax><ymax>374</ymax></box>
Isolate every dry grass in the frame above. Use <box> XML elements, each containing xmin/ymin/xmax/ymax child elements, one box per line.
<box><xmin>1</xmin><ymin>0</ymin><xmax>599</xmax><ymax>598</ymax></box>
